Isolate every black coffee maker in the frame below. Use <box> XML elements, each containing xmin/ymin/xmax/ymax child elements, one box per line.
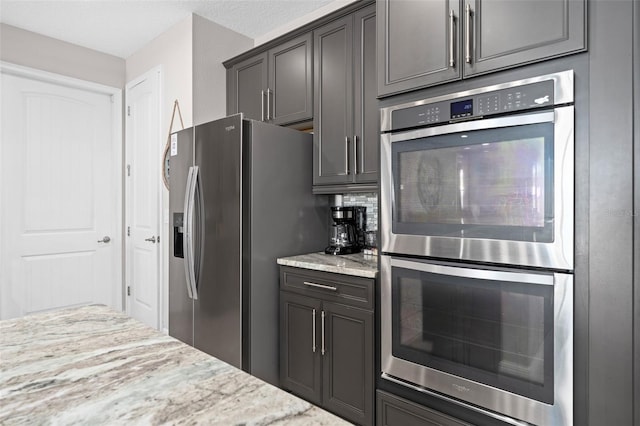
<box><xmin>325</xmin><ymin>206</ymin><xmax>366</xmax><ymax>255</ymax></box>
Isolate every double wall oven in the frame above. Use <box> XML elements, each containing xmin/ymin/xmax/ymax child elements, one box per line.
<box><xmin>379</xmin><ymin>71</ymin><xmax>574</xmax><ymax>425</ymax></box>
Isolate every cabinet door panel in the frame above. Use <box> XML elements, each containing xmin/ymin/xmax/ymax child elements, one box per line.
<box><xmin>313</xmin><ymin>17</ymin><xmax>354</xmax><ymax>185</ymax></box>
<box><xmin>377</xmin><ymin>0</ymin><xmax>460</xmax><ymax>96</ymax></box>
<box><xmin>354</xmin><ymin>4</ymin><xmax>378</xmax><ymax>184</ymax></box>
<box><xmin>280</xmin><ymin>293</ymin><xmax>322</xmax><ymax>405</ymax></box>
<box><xmin>234</xmin><ymin>53</ymin><xmax>268</xmax><ymax>121</ymax></box>
<box><xmin>464</xmin><ymin>0</ymin><xmax>586</xmax><ymax>76</ymax></box>
<box><xmin>269</xmin><ymin>33</ymin><xmax>313</xmax><ymax>125</ymax></box>
<box><xmin>323</xmin><ymin>302</ymin><xmax>374</xmax><ymax>426</ymax></box>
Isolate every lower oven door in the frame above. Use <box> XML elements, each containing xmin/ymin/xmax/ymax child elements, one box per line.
<box><xmin>380</xmin><ymin>255</ymin><xmax>573</xmax><ymax>426</ymax></box>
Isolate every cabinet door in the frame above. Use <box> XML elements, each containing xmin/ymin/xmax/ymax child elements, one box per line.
<box><xmin>313</xmin><ymin>16</ymin><xmax>354</xmax><ymax>186</ymax></box>
<box><xmin>463</xmin><ymin>0</ymin><xmax>586</xmax><ymax>76</ymax></box>
<box><xmin>377</xmin><ymin>0</ymin><xmax>461</xmax><ymax>97</ymax></box>
<box><xmin>322</xmin><ymin>301</ymin><xmax>374</xmax><ymax>426</ymax></box>
<box><xmin>269</xmin><ymin>33</ymin><xmax>313</xmax><ymax>125</ymax></box>
<box><xmin>353</xmin><ymin>4</ymin><xmax>378</xmax><ymax>185</ymax></box>
<box><xmin>280</xmin><ymin>292</ymin><xmax>322</xmax><ymax>405</ymax></box>
<box><xmin>233</xmin><ymin>52</ymin><xmax>268</xmax><ymax>121</ymax></box>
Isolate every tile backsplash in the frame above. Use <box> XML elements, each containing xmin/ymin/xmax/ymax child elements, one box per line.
<box><xmin>342</xmin><ymin>192</ymin><xmax>378</xmax><ymax>232</ymax></box>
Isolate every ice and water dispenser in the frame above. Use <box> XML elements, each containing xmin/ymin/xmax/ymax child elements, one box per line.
<box><xmin>173</xmin><ymin>213</ymin><xmax>184</xmax><ymax>258</ymax></box>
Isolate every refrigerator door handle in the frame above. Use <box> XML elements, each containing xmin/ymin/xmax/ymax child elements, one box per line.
<box><xmin>183</xmin><ymin>166</ymin><xmax>196</xmax><ymax>300</ymax></box>
<box><xmin>191</xmin><ymin>166</ymin><xmax>203</xmax><ymax>299</ymax></box>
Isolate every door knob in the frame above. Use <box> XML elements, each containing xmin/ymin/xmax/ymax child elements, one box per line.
<box><xmin>98</xmin><ymin>236</ymin><xmax>111</xmax><ymax>243</ymax></box>
<box><xmin>145</xmin><ymin>236</ymin><xmax>157</xmax><ymax>243</ymax></box>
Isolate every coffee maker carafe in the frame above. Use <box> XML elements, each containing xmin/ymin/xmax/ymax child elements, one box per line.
<box><xmin>325</xmin><ymin>206</ymin><xmax>365</xmax><ymax>255</ymax></box>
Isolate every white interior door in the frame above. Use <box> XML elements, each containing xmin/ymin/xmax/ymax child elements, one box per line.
<box><xmin>0</xmin><ymin>65</ymin><xmax>122</xmax><ymax>320</ymax></box>
<box><xmin>125</xmin><ymin>68</ymin><xmax>161</xmax><ymax>329</ymax></box>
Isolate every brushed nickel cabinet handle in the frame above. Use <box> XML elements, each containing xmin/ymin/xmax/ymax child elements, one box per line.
<box><xmin>321</xmin><ymin>310</ymin><xmax>326</xmax><ymax>356</ymax></box>
<box><xmin>345</xmin><ymin>137</ymin><xmax>350</xmax><ymax>175</ymax></box>
<box><xmin>449</xmin><ymin>9</ymin><xmax>456</xmax><ymax>68</ymax></box>
<box><xmin>267</xmin><ymin>89</ymin><xmax>272</xmax><ymax>121</ymax></box>
<box><xmin>261</xmin><ymin>90</ymin><xmax>265</xmax><ymax>121</ymax></box>
<box><xmin>353</xmin><ymin>135</ymin><xmax>359</xmax><ymax>174</ymax></box>
<box><xmin>312</xmin><ymin>308</ymin><xmax>316</xmax><ymax>353</ymax></box>
<box><xmin>465</xmin><ymin>3</ymin><xmax>472</xmax><ymax>64</ymax></box>
<box><xmin>303</xmin><ymin>281</ymin><xmax>338</xmax><ymax>291</ymax></box>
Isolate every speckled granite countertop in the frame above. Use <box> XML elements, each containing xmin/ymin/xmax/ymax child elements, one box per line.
<box><xmin>277</xmin><ymin>252</ymin><xmax>378</xmax><ymax>278</ymax></box>
<box><xmin>0</xmin><ymin>305</ymin><xmax>350</xmax><ymax>426</ymax></box>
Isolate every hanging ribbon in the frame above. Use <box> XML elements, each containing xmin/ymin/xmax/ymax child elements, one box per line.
<box><xmin>162</xmin><ymin>100</ymin><xmax>185</xmax><ymax>190</ymax></box>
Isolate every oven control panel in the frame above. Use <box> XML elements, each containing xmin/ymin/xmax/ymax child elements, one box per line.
<box><xmin>391</xmin><ymin>80</ymin><xmax>555</xmax><ymax>130</ymax></box>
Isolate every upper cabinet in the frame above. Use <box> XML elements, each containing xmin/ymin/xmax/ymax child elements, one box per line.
<box><xmin>377</xmin><ymin>0</ymin><xmax>461</xmax><ymax>96</ymax></box>
<box><xmin>230</xmin><ymin>52</ymin><xmax>268</xmax><ymax>121</ymax></box>
<box><xmin>313</xmin><ymin>4</ymin><xmax>378</xmax><ymax>193</ymax></box>
<box><xmin>377</xmin><ymin>0</ymin><xmax>587</xmax><ymax>97</ymax></box>
<box><xmin>227</xmin><ymin>33</ymin><xmax>313</xmax><ymax>126</ymax></box>
<box><xmin>465</xmin><ymin>0</ymin><xmax>587</xmax><ymax>76</ymax></box>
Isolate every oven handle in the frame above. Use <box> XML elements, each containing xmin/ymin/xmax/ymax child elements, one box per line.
<box><xmin>389</xmin><ymin>109</ymin><xmax>556</xmax><ymax>143</ymax></box>
<box><xmin>390</xmin><ymin>258</ymin><xmax>554</xmax><ymax>286</ymax></box>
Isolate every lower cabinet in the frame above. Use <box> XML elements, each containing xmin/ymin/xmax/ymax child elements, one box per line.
<box><xmin>280</xmin><ymin>267</ymin><xmax>374</xmax><ymax>426</ymax></box>
<box><xmin>377</xmin><ymin>391</ymin><xmax>472</xmax><ymax>426</ymax></box>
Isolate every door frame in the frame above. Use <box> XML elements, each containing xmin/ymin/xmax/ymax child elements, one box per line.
<box><xmin>0</xmin><ymin>61</ymin><xmax>124</xmax><ymax>310</ymax></box>
<box><xmin>124</xmin><ymin>66</ymin><xmax>163</xmax><ymax>327</ymax></box>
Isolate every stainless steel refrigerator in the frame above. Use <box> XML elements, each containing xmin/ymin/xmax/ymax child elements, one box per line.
<box><xmin>169</xmin><ymin>114</ymin><xmax>328</xmax><ymax>385</ymax></box>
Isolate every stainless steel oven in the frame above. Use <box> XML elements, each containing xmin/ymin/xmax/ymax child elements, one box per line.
<box><xmin>380</xmin><ymin>70</ymin><xmax>574</xmax><ymax>270</ymax></box>
<box><xmin>380</xmin><ymin>255</ymin><xmax>573</xmax><ymax>426</ymax></box>
<box><xmin>379</xmin><ymin>71</ymin><xmax>575</xmax><ymax>426</ymax></box>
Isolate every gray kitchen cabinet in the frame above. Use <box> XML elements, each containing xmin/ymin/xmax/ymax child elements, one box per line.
<box><xmin>228</xmin><ymin>33</ymin><xmax>313</xmax><ymax>125</ymax></box>
<box><xmin>353</xmin><ymin>6</ymin><xmax>378</xmax><ymax>185</ymax></box>
<box><xmin>279</xmin><ymin>266</ymin><xmax>375</xmax><ymax>426</ymax></box>
<box><xmin>377</xmin><ymin>0</ymin><xmax>461</xmax><ymax>97</ymax></box>
<box><xmin>231</xmin><ymin>52</ymin><xmax>268</xmax><ymax>122</ymax></box>
<box><xmin>377</xmin><ymin>0</ymin><xmax>586</xmax><ymax>97</ymax></box>
<box><xmin>279</xmin><ymin>292</ymin><xmax>322</xmax><ymax>405</ymax></box>
<box><xmin>377</xmin><ymin>391</ymin><xmax>473</xmax><ymax>426</ymax></box>
<box><xmin>463</xmin><ymin>0</ymin><xmax>586</xmax><ymax>76</ymax></box>
<box><xmin>313</xmin><ymin>4</ymin><xmax>378</xmax><ymax>193</ymax></box>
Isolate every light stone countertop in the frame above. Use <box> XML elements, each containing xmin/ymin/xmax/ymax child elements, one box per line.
<box><xmin>0</xmin><ymin>305</ymin><xmax>351</xmax><ymax>426</ymax></box>
<box><xmin>277</xmin><ymin>252</ymin><xmax>378</xmax><ymax>278</ymax></box>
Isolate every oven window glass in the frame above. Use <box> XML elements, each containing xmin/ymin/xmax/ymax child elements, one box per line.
<box><xmin>392</xmin><ymin>122</ymin><xmax>554</xmax><ymax>242</ymax></box>
<box><xmin>392</xmin><ymin>266</ymin><xmax>554</xmax><ymax>404</ymax></box>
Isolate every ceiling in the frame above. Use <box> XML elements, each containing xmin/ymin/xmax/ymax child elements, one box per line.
<box><xmin>0</xmin><ymin>0</ymin><xmax>336</xmax><ymax>58</ymax></box>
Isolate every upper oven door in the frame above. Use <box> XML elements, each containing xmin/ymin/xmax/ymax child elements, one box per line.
<box><xmin>381</xmin><ymin>106</ymin><xmax>574</xmax><ymax>270</ymax></box>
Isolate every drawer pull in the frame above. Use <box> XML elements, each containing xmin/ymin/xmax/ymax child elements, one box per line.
<box><xmin>303</xmin><ymin>281</ymin><xmax>338</xmax><ymax>292</ymax></box>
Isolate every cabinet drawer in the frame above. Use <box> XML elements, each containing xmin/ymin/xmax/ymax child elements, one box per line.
<box><xmin>280</xmin><ymin>266</ymin><xmax>374</xmax><ymax>310</ymax></box>
<box><xmin>377</xmin><ymin>391</ymin><xmax>472</xmax><ymax>426</ymax></box>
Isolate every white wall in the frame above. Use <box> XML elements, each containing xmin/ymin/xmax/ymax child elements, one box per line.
<box><xmin>192</xmin><ymin>15</ymin><xmax>252</xmax><ymax>125</ymax></box>
<box><xmin>0</xmin><ymin>23</ymin><xmax>125</xmax><ymax>88</ymax></box>
<box><xmin>126</xmin><ymin>16</ymin><xmax>194</xmax><ymax>130</ymax></box>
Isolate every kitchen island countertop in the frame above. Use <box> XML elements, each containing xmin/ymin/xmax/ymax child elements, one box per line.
<box><xmin>277</xmin><ymin>252</ymin><xmax>378</xmax><ymax>278</ymax></box>
<box><xmin>0</xmin><ymin>305</ymin><xmax>350</xmax><ymax>425</ymax></box>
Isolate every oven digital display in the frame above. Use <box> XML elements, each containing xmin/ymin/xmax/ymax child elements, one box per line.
<box><xmin>451</xmin><ymin>99</ymin><xmax>473</xmax><ymax>119</ymax></box>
